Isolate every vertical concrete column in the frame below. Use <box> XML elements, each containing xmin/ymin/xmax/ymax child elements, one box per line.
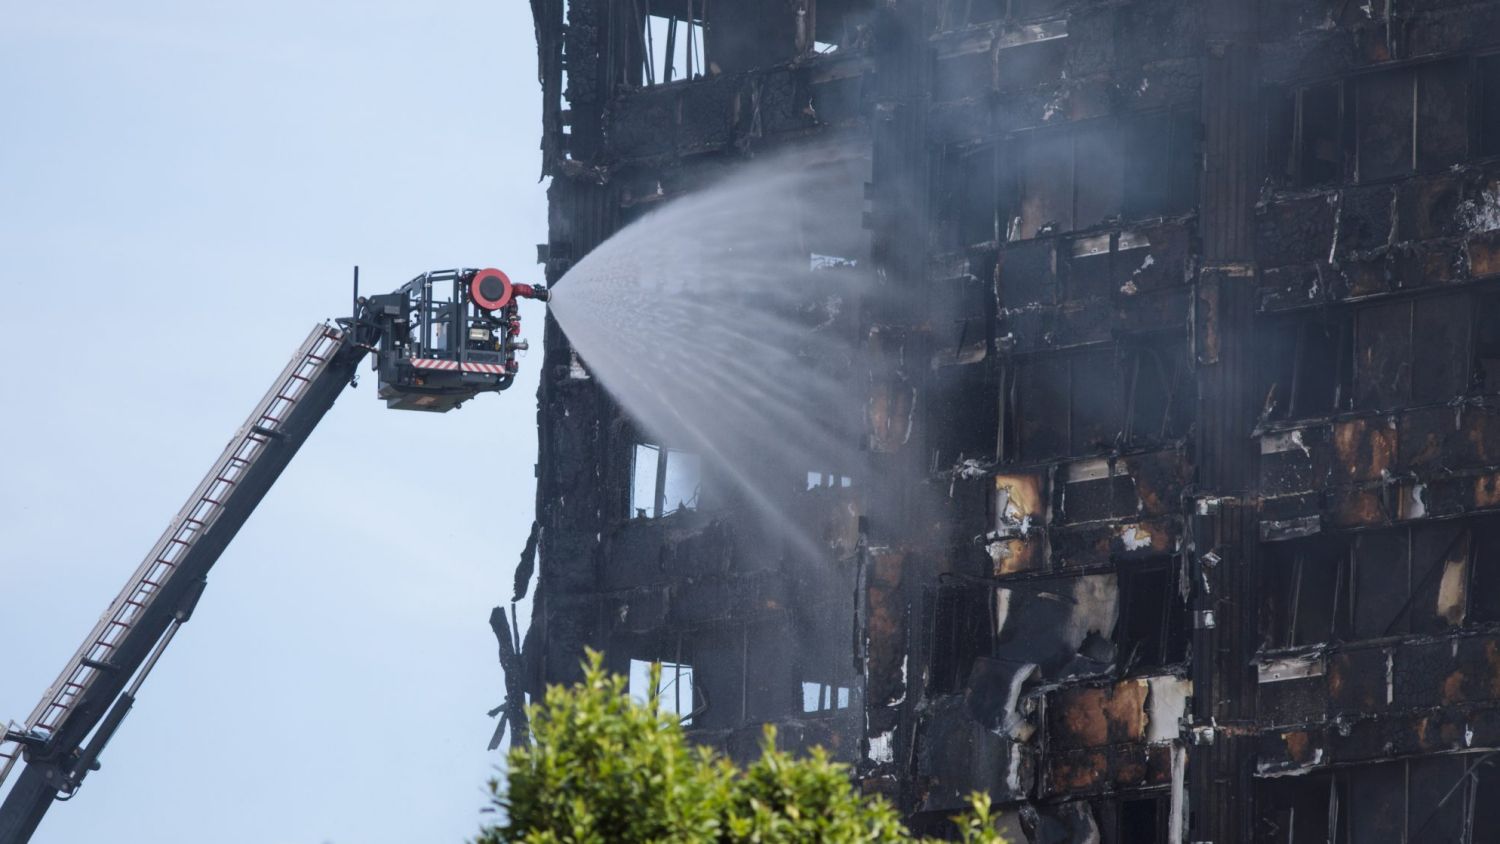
<box><xmin>1190</xmin><ymin>1</ymin><xmax>1261</xmax><ymax>841</ymax></box>
<box><xmin>859</xmin><ymin>0</ymin><xmax>932</xmax><ymax>812</ymax></box>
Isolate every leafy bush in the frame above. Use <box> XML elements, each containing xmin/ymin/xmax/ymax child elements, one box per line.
<box><xmin>479</xmin><ymin>650</ymin><xmax>1005</xmax><ymax>843</ymax></box>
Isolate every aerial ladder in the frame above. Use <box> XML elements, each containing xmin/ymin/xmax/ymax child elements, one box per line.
<box><xmin>0</xmin><ymin>267</ymin><xmax>548</xmax><ymax>843</ymax></box>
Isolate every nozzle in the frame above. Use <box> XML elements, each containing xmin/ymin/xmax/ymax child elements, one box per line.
<box><xmin>513</xmin><ymin>283</ymin><xmax>550</xmax><ymax>302</ymax></box>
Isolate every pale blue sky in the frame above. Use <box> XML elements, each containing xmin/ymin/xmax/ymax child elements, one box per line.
<box><xmin>0</xmin><ymin>2</ymin><xmax>546</xmax><ymax>841</ymax></box>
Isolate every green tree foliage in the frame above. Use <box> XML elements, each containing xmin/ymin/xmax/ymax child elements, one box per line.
<box><xmin>478</xmin><ymin>650</ymin><xmax>1006</xmax><ymax>844</ymax></box>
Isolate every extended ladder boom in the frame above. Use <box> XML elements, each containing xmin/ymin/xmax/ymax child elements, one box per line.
<box><xmin>0</xmin><ymin>323</ymin><xmax>369</xmax><ymax>842</ymax></box>
<box><xmin>0</xmin><ymin>267</ymin><xmax>546</xmax><ymax>844</ymax></box>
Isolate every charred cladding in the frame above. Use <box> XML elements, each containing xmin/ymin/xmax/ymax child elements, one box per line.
<box><xmin>513</xmin><ymin>0</ymin><xmax>1500</xmax><ymax>841</ymax></box>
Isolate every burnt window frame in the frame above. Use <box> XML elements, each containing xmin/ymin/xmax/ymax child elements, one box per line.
<box><xmin>1262</xmin><ymin>518</ymin><xmax>1500</xmax><ymax>652</ymax></box>
<box><xmin>633</xmin><ymin>2</ymin><xmax>708</xmax><ymax>88</ymax></box>
<box><xmin>1253</xmin><ymin>768</ymin><xmax>1350</xmax><ymax>844</ymax></box>
<box><xmin>1119</xmin><ymin>333</ymin><xmax>1192</xmax><ymax>448</ymax></box>
<box><xmin>1256</xmin><ymin>310</ymin><xmax>1355</xmax><ymax>424</ymax></box>
<box><xmin>1472</xmin><ymin>287</ymin><xmax>1500</xmax><ymax>395</ymax></box>
<box><xmin>1113</xmin><ymin>563</ymin><xmax>1190</xmax><ymax>673</ymax></box>
<box><xmin>629</xmin><ymin>441</ymin><xmax>703</xmax><ymax>519</ymax></box>
<box><xmin>997</xmin><ymin>110</ymin><xmax>1199</xmax><ymax>242</ymax></box>
<box><xmin>628</xmin><ymin>655</ymin><xmax>703</xmax><ymax>724</ymax></box>
<box><xmin>1007</xmin><ymin>334</ymin><xmax>1192</xmax><ymax>464</ymax></box>
<box><xmin>1260</xmin><ymin>537</ymin><xmax>1354</xmax><ymax>651</ymax></box>
<box><xmin>935</xmin><ymin>0</ymin><xmax>1067</xmax><ymax>27</ymax></box>
<box><xmin>1095</xmin><ymin>795</ymin><xmax>1172</xmax><ymax>844</ymax></box>
<box><xmin>1349</xmin><ymin>289</ymin><xmax>1491</xmax><ymax>412</ymax></box>
<box><xmin>926</xmin><ymin>581</ymin><xmax>997</xmax><ymax>696</ymax></box>
<box><xmin>1256</xmin><ymin>753</ymin><xmax>1500</xmax><ymax>843</ymax></box>
<box><xmin>1266</xmin><ymin>54</ymin><xmax>1500</xmax><ymax>189</ymax></box>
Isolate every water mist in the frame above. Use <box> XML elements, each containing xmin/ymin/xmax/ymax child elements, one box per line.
<box><xmin>546</xmin><ymin>151</ymin><xmax>874</xmax><ymax>563</ymax></box>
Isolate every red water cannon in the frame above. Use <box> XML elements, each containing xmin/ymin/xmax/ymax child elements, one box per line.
<box><xmin>470</xmin><ymin>268</ymin><xmax>550</xmax><ymax>311</ymax></box>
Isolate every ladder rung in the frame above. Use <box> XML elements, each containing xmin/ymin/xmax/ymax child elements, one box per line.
<box><xmin>213</xmin><ymin>475</ymin><xmax>238</xmax><ymax>485</ymax></box>
<box><xmin>168</xmin><ymin>537</ymin><xmax>192</xmax><ymax>547</ymax></box>
<box><xmin>289</xmin><ymin>373</ymin><xmax>311</xmax><ymax>382</ymax></box>
<box><xmin>106</xmin><ymin>620</ymin><xmax>130</xmax><ymax>629</ymax></box>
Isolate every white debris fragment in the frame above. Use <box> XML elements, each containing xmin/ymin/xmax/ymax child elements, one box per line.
<box><xmin>1119</xmin><ymin>525</ymin><xmax>1154</xmax><ymax>551</ymax></box>
<box><xmin>1459</xmin><ymin>182</ymin><xmax>1500</xmax><ymax>233</ymax></box>
<box><xmin>956</xmin><ymin>458</ymin><xmax>988</xmax><ymax>479</ymax></box>
<box><xmin>1147</xmin><ymin>677</ymin><xmax>1192</xmax><ymax>743</ymax></box>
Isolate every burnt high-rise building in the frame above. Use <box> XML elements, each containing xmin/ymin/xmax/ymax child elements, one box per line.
<box><xmin>508</xmin><ymin>1</ymin><xmax>1500</xmax><ymax>840</ymax></box>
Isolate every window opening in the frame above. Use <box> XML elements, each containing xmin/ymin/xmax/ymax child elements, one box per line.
<box><xmin>1466</xmin><ymin>518</ymin><xmax>1500</xmax><ymax>624</ymax></box>
<box><xmin>629</xmin><ymin>657</ymin><xmax>699</xmax><ymax>725</ymax></box>
<box><xmin>642</xmin><ymin>9</ymin><xmax>705</xmax><ymax>86</ymax></box>
<box><xmin>1262</xmin><ymin>539</ymin><xmax>1350</xmax><ymax>650</ymax></box>
<box><xmin>1115</xmin><ymin>565</ymin><xmax>1189</xmax><ymax>671</ymax></box>
<box><xmin>1259</xmin><ymin>313</ymin><xmax>1353</xmax><ymax>422</ymax></box>
<box><xmin>1116</xmin><ymin>798</ymin><xmax>1165</xmax><ymax>844</ymax></box>
<box><xmin>1254</xmin><ymin>771</ymin><xmax>1347</xmax><ymax>844</ymax></box>
<box><xmin>631</xmin><ymin>443</ymin><xmax>702</xmax><ymax>518</ymax></box>
<box><xmin>1122</xmin><ymin>339</ymin><xmax>1190</xmax><ymax>446</ymax></box>
<box><xmin>1353</xmin><ymin>61</ymin><xmax>1472</xmax><ymax>181</ymax></box>
<box><xmin>1353</xmin><ymin>293</ymin><xmax>1475</xmax><ymax>411</ymax></box>
<box><xmin>1270</xmin><ymin>58</ymin><xmax>1491</xmax><ymax>188</ymax></box>
<box><xmin>1268</xmin><ymin>81</ymin><xmax>1345</xmax><ymax>188</ymax></box>
<box><xmin>936</xmin><ymin>143</ymin><xmax>998</xmax><ymax>250</ymax></box>
<box><xmin>1474</xmin><ymin>291</ymin><xmax>1500</xmax><ymax>394</ymax></box>
<box><xmin>631</xmin><ymin>444</ymin><xmax>662</xmax><ymax>518</ymax></box>
<box><xmin>1004</xmin><ymin>112</ymin><xmax>1197</xmax><ymax>241</ymax></box>
<box><xmin>1285</xmin><ymin>523</ymin><xmax>1478</xmax><ymax>642</ymax></box>
<box><xmin>927</xmin><ymin>584</ymin><xmax>996</xmax><ymax>695</ymax></box>
<box><xmin>1481</xmin><ymin>55</ymin><xmax>1500</xmax><ymax>158</ymax></box>
<box><xmin>806</xmin><ymin>471</ymin><xmax>853</xmax><ymax>490</ymax></box>
<box><xmin>801</xmin><ymin>682</ymin><xmax>852</xmax><ymax>712</ymax></box>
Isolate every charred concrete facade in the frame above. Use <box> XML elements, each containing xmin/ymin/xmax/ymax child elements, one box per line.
<box><xmin>515</xmin><ymin>0</ymin><xmax>1500</xmax><ymax>840</ymax></box>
